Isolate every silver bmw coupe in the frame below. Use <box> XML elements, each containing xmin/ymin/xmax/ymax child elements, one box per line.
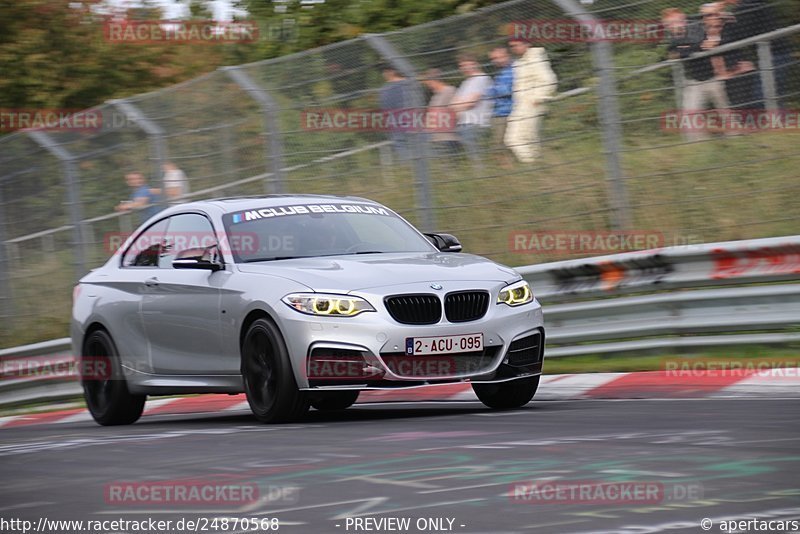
<box><xmin>71</xmin><ymin>195</ymin><xmax>545</xmax><ymax>425</ymax></box>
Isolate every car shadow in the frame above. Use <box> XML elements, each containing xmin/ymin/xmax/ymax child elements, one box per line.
<box><xmin>131</xmin><ymin>400</ymin><xmax>559</xmax><ymax>427</ymax></box>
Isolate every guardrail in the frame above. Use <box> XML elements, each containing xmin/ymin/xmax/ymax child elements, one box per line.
<box><xmin>519</xmin><ymin>236</ymin><xmax>800</xmax><ymax>300</ymax></box>
<box><xmin>519</xmin><ymin>235</ymin><xmax>800</xmax><ymax>356</ymax></box>
<box><xmin>0</xmin><ymin>339</ymin><xmax>76</xmax><ymax>406</ymax></box>
<box><xmin>1</xmin><ymin>236</ymin><xmax>799</xmax><ymax>407</ymax></box>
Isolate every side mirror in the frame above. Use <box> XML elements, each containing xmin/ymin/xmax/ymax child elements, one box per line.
<box><xmin>172</xmin><ymin>246</ymin><xmax>223</xmax><ymax>272</ymax></box>
<box><xmin>425</xmin><ymin>233</ymin><xmax>463</xmax><ymax>252</ymax></box>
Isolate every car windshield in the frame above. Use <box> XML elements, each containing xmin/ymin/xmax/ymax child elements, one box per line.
<box><xmin>221</xmin><ymin>202</ymin><xmax>436</xmax><ymax>262</ymax></box>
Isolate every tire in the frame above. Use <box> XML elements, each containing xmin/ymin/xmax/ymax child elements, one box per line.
<box><xmin>309</xmin><ymin>390</ymin><xmax>360</xmax><ymax>411</ymax></box>
<box><xmin>241</xmin><ymin>318</ymin><xmax>309</xmax><ymax>423</ymax></box>
<box><xmin>472</xmin><ymin>376</ymin><xmax>540</xmax><ymax>410</ymax></box>
<box><xmin>82</xmin><ymin>329</ymin><xmax>146</xmax><ymax>426</ymax></box>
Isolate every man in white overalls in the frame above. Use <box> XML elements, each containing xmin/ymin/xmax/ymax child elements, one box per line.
<box><xmin>505</xmin><ymin>38</ymin><xmax>558</xmax><ymax>164</ymax></box>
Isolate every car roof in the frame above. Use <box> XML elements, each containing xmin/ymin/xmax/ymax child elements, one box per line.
<box><xmin>184</xmin><ymin>194</ymin><xmax>380</xmax><ymax>213</ymax></box>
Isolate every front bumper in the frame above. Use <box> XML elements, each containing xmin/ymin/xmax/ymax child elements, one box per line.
<box><xmin>276</xmin><ymin>288</ymin><xmax>545</xmax><ymax>389</ymax></box>
<box><xmin>299</xmin><ymin>372</ymin><xmax>543</xmax><ymax>392</ymax></box>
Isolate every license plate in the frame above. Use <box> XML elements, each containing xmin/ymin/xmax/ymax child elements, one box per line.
<box><xmin>405</xmin><ymin>333</ymin><xmax>483</xmax><ymax>355</ymax></box>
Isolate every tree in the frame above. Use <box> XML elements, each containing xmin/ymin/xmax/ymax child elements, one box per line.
<box><xmin>0</xmin><ymin>0</ymin><xmax>228</xmax><ymax>112</ymax></box>
<box><xmin>0</xmin><ymin>0</ymin><xmax>510</xmax><ymax>117</ymax></box>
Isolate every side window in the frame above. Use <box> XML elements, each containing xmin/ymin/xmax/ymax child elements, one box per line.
<box><xmin>122</xmin><ymin>219</ymin><xmax>169</xmax><ymax>268</ymax></box>
<box><xmin>159</xmin><ymin>213</ymin><xmax>218</xmax><ymax>269</ymax></box>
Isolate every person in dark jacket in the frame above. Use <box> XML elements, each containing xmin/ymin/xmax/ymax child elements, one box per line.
<box><xmin>719</xmin><ymin>0</ymin><xmax>793</xmax><ymax>108</ymax></box>
<box><xmin>663</xmin><ymin>7</ymin><xmax>730</xmax><ymax>140</ymax></box>
<box><xmin>379</xmin><ymin>64</ymin><xmax>412</xmax><ymax>161</ymax></box>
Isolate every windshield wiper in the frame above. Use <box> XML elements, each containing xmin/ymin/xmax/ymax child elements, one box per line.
<box><xmin>243</xmin><ymin>256</ymin><xmax>303</xmax><ymax>262</ymax></box>
<box><xmin>243</xmin><ymin>251</ymin><xmax>386</xmax><ymax>262</ymax></box>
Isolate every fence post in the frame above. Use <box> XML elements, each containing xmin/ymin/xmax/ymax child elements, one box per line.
<box><xmin>757</xmin><ymin>41</ymin><xmax>778</xmax><ymax>110</ymax></box>
<box><xmin>108</xmin><ymin>100</ymin><xmax>168</xmax><ymax>196</ymax></box>
<box><xmin>0</xmin><ymin>184</ymin><xmax>11</xmax><ymax>328</ymax></box>
<box><xmin>671</xmin><ymin>61</ymin><xmax>686</xmax><ymax>110</ymax></box>
<box><xmin>26</xmin><ymin>131</ymin><xmax>87</xmax><ymax>281</ymax></box>
<box><xmin>553</xmin><ymin>0</ymin><xmax>631</xmax><ymax>230</ymax></box>
<box><xmin>222</xmin><ymin>66</ymin><xmax>286</xmax><ymax>194</ymax></box>
<box><xmin>221</xmin><ymin>122</ymin><xmax>236</xmax><ymax>184</ymax></box>
<box><xmin>363</xmin><ymin>34</ymin><xmax>436</xmax><ymax>233</ymax></box>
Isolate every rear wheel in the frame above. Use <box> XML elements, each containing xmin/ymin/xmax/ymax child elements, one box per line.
<box><xmin>82</xmin><ymin>329</ymin><xmax>146</xmax><ymax>426</ymax></box>
<box><xmin>309</xmin><ymin>390</ymin><xmax>360</xmax><ymax>411</ymax></box>
<box><xmin>473</xmin><ymin>376</ymin><xmax>539</xmax><ymax>409</ymax></box>
<box><xmin>242</xmin><ymin>318</ymin><xmax>309</xmax><ymax>423</ymax></box>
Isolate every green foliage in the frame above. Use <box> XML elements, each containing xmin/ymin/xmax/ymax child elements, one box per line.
<box><xmin>0</xmin><ymin>0</ymin><xmax>232</xmax><ymax>110</ymax></box>
<box><xmin>225</xmin><ymin>0</ymin><xmax>507</xmax><ymax>64</ymax></box>
<box><xmin>2</xmin><ymin>0</ymin><xmax>798</xmax><ymax>113</ymax></box>
<box><xmin>0</xmin><ymin>0</ymin><xmax>508</xmax><ymax>116</ymax></box>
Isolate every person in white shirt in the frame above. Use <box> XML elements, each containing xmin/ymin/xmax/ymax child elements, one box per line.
<box><xmin>421</xmin><ymin>68</ymin><xmax>461</xmax><ymax>156</ymax></box>
<box><xmin>449</xmin><ymin>53</ymin><xmax>493</xmax><ymax>162</ymax></box>
<box><xmin>505</xmin><ymin>38</ymin><xmax>558</xmax><ymax>164</ymax></box>
<box><xmin>162</xmin><ymin>161</ymin><xmax>189</xmax><ymax>206</ymax></box>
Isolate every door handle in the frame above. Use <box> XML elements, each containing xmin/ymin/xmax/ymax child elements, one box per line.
<box><xmin>144</xmin><ymin>277</ymin><xmax>159</xmax><ymax>287</ymax></box>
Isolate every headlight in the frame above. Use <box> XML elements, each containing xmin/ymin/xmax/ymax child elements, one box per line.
<box><xmin>282</xmin><ymin>293</ymin><xmax>375</xmax><ymax>317</ymax></box>
<box><xmin>497</xmin><ymin>280</ymin><xmax>533</xmax><ymax>307</ymax></box>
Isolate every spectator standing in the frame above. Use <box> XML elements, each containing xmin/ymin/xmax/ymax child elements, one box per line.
<box><xmin>449</xmin><ymin>53</ymin><xmax>493</xmax><ymax>162</ymax></box>
<box><xmin>505</xmin><ymin>38</ymin><xmax>557</xmax><ymax>164</ymax></box>
<box><xmin>486</xmin><ymin>47</ymin><xmax>515</xmax><ymax>169</ymax></box>
<box><xmin>379</xmin><ymin>64</ymin><xmax>412</xmax><ymax>161</ymax></box>
<box><xmin>720</xmin><ymin>0</ymin><xmax>791</xmax><ymax>108</ymax></box>
<box><xmin>162</xmin><ymin>161</ymin><xmax>189</xmax><ymax>206</ymax></box>
<box><xmin>663</xmin><ymin>7</ymin><xmax>727</xmax><ymax>141</ymax></box>
<box><xmin>662</xmin><ymin>8</ymin><xmax>704</xmax><ymax>61</ymax></box>
<box><xmin>701</xmin><ymin>3</ymin><xmax>755</xmax><ymax>98</ymax></box>
<box><xmin>696</xmin><ymin>2</ymin><xmax>754</xmax><ymax>110</ymax></box>
<box><xmin>115</xmin><ymin>172</ymin><xmax>162</xmax><ymax>223</ymax></box>
<box><xmin>421</xmin><ymin>68</ymin><xmax>461</xmax><ymax>156</ymax></box>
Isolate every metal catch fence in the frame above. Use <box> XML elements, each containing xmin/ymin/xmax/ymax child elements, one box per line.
<box><xmin>1</xmin><ymin>0</ymin><xmax>799</xmax><ymax>347</ymax></box>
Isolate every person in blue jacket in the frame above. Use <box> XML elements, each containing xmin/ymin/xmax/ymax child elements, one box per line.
<box><xmin>115</xmin><ymin>171</ymin><xmax>163</xmax><ymax>224</ymax></box>
<box><xmin>487</xmin><ymin>46</ymin><xmax>515</xmax><ymax>168</ymax></box>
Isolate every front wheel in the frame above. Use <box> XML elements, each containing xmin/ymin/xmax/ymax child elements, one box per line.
<box><xmin>309</xmin><ymin>390</ymin><xmax>360</xmax><ymax>411</ymax></box>
<box><xmin>242</xmin><ymin>318</ymin><xmax>309</xmax><ymax>423</ymax></box>
<box><xmin>472</xmin><ymin>376</ymin><xmax>540</xmax><ymax>410</ymax></box>
<box><xmin>82</xmin><ymin>329</ymin><xmax>146</xmax><ymax>426</ymax></box>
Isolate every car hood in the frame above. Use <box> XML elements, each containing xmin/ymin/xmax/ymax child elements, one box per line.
<box><xmin>236</xmin><ymin>252</ymin><xmax>519</xmax><ymax>292</ymax></box>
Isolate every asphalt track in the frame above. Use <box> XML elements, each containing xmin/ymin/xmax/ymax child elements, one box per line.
<box><xmin>1</xmin><ymin>398</ymin><xmax>799</xmax><ymax>534</ymax></box>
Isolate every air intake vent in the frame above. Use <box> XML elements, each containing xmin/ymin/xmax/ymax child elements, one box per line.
<box><xmin>444</xmin><ymin>291</ymin><xmax>490</xmax><ymax>323</ymax></box>
<box><xmin>384</xmin><ymin>294</ymin><xmax>441</xmax><ymax>325</ymax></box>
<box><xmin>506</xmin><ymin>332</ymin><xmax>543</xmax><ymax>367</ymax></box>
